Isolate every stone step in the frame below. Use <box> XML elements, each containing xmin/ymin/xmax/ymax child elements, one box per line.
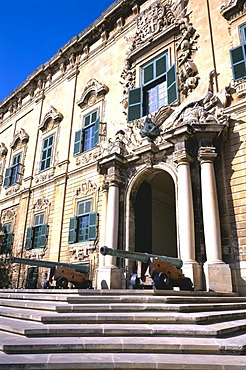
<box><xmin>1</xmin><ymin>305</ymin><xmax>246</xmax><ymax>324</ymax></box>
<box><xmin>0</xmin><ymin>289</ymin><xmax>242</xmax><ymax>304</ymax></box>
<box><xmin>1</xmin><ymin>315</ymin><xmax>246</xmax><ymax>337</ymax></box>
<box><xmin>1</xmin><ymin>298</ymin><xmax>246</xmax><ymax>313</ymax></box>
<box><xmin>1</xmin><ymin>332</ymin><xmax>246</xmax><ymax>355</ymax></box>
<box><xmin>0</xmin><ymin>352</ymin><xmax>245</xmax><ymax>369</ymax></box>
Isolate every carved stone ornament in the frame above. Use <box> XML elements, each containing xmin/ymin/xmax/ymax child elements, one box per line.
<box><xmin>10</xmin><ymin>128</ymin><xmax>29</xmax><ymax>150</ymax></box>
<box><xmin>120</xmin><ymin>0</ymin><xmax>200</xmax><ymax>113</ymax></box>
<box><xmin>39</xmin><ymin>106</ymin><xmax>63</xmax><ymax>131</ymax></box>
<box><xmin>77</xmin><ymin>79</ymin><xmax>109</xmax><ymax>109</ymax></box>
<box><xmin>1</xmin><ymin>209</ymin><xmax>16</xmax><ymax>224</ymax></box>
<box><xmin>131</xmin><ymin>0</ymin><xmax>177</xmax><ymax>48</ymax></box>
<box><xmin>33</xmin><ymin>197</ymin><xmax>50</xmax><ymax>212</ymax></box>
<box><xmin>0</xmin><ymin>143</ymin><xmax>8</xmax><ymax>158</ymax></box>
<box><xmin>162</xmin><ymin>71</ymin><xmax>232</xmax><ymax>132</ymax></box>
<box><xmin>76</xmin><ymin>180</ymin><xmax>98</xmax><ymax>196</ymax></box>
<box><xmin>34</xmin><ymin>168</ymin><xmax>55</xmax><ymax>183</ymax></box>
<box><xmin>220</xmin><ymin>0</ymin><xmax>246</xmax><ymax>21</ymax></box>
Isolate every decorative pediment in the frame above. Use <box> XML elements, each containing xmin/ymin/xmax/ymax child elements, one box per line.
<box><xmin>77</xmin><ymin>79</ymin><xmax>109</xmax><ymax>109</ymax></box>
<box><xmin>39</xmin><ymin>106</ymin><xmax>63</xmax><ymax>131</ymax></box>
<box><xmin>220</xmin><ymin>0</ymin><xmax>246</xmax><ymax>20</ymax></box>
<box><xmin>10</xmin><ymin>128</ymin><xmax>29</xmax><ymax>149</ymax></box>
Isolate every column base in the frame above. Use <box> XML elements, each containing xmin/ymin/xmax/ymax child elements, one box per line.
<box><xmin>204</xmin><ymin>261</ymin><xmax>233</xmax><ymax>293</ymax></box>
<box><xmin>182</xmin><ymin>261</ymin><xmax>203</xmax><ymax>291</ymax></box>
<box><xmin>96</xmin><ymin>266</ymin><xmax>125</xmax><ymax>289</ymax></box>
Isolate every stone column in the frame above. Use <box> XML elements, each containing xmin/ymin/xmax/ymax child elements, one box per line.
<box><xmin>198</xmin><ymin>147</ymin><xmax>232</xmax><ymax>292</ymax></box>
<box><xmin>105</xmin><ymin>180</ymin><xmax>119</xmax><ymax>266</ymax></box>
<box><xmin>98</xmin><ymin>182</ymin><xmax>108</xmax><ymax>268</ymax></box>
<box><xmin>174</xmin><ymin>149</ymin><xmax>201</xmax><ymax>290</ymax></box>
<box><xmin>97</xmin><ymin>178</ymin><xmax>123</xmax><ymax>289</ymax></box>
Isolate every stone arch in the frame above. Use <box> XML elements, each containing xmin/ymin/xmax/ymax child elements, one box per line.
<box><xmin>124</xmin><ymin>162</ymin><xmax>178</xmax><ymax>257</ymax></box>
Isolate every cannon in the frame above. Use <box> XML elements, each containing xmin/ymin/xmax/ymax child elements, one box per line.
<box><xmin>8</xmin><ymin>256</ymin><xmax>92</xmax><ymax>289</ymax></box>
<box><xmin>100</xmin><ymin>246</ymin><xmax>193</xmax><ymax>291</ymax></box>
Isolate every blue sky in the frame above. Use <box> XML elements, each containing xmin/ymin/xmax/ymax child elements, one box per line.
<box><xmin>0</xmin><ymin>0</ymin><xmax>114</xmax><ymax>102</ymax></box>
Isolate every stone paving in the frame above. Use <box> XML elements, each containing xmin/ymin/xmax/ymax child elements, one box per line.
<box><xmin>0</xmin><ymin>289</ymin><xmax>246</xmax><ymax>369</ymax></box>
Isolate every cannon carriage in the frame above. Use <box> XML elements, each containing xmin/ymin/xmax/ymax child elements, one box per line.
<box><xmin>100</xmin><ymin>246</ymin><xmax>193</xmax><ymax>291</ymax></box>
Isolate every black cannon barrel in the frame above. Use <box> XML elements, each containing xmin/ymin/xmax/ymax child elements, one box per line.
<box><xmin>8</xmin><ymin>256</ymin><xmax>90</xmax><ymax>274</ymax></box>
<box><xmin>100</xmin><ymin>246</ymin><xmax>183</xmax><ymax>269</ymax></box>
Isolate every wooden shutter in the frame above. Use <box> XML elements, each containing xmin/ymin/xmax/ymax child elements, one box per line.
<box><xmin>68</xmin><ymin>217</ymin><xmax>77</xmax><ymax>244</ymax></box>
<box><xmin>16</xmin><ymin>163</ymin><xmax>24</xmax><ymax>184</ymax></box>
<box><xmin>5</xmin><ymin>233</ymin><xmax>13</xmax><ymax>253</ymax></box>
<box><xmin>25</xmin><ymin>227</ymin><xmax>33</xmax><ymax>250</ymax></box>
<box><xmin>73</xmin><ymin>130</ymin><xmax>82</xmax><ymax>155</ymax></box>
<box><xmin>3</xmin><ymin>168</ymin><xmax>12</xmax><ymax>188</ymax></box>
<box><xmin>128</xmin><ymin>87</ymin><xmax>142</xmax><ymax>122</ymax></box>
<box><xmin>94</xmin><ymin>117</ymin><xmax>100</xmax><ymax>146</ymax></box>
<box><xmin>167</xmin><ymin>64</ymin><xmax>178</xmax><ymax>105</ymax></box>
<box><xmin>38</xmin><ymin>224</ymin><xmax>48</xmax><ymax>248</ymax></box>
<box><xmin>230</xmin><ymin>45</ymin><xmax>246</xmax><ymax>81</ymax></box>
<box><xmin>88</xmin><ymin>212</ymin><xmax>97</xmax><ymax>240</ymax></box>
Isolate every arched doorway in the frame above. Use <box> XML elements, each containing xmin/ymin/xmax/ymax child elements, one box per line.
<box><xmin>135</xmin><ymin>171</ymin><xmax>177</xmax><ymax>258</ymax></box>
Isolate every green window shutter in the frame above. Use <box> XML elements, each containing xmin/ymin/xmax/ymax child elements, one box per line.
<box><xmin>5</xmin><ymin>233</ymin><xmax>13</xmax><ymax>253</ymax></box>
<box><xmin>73</xmin><ymin>130</ymin><xmax>82</xmax><ymax>155</ymax></box>
<box><xmin>230</xmin><ymin>45</ymin><xmax>246</xmax><ymax>81</ymax></box>
<box><xmin>143</xmin><ymin>63</ymin><xmax>154</xmax><ymax>84</ymax></box>
<box><xmin>128</xmin><ymin>87</ymin><xmax>142</xmax><ymax>122</ymax></box>
<box><xmin>25</xmin><ymin>227</ymin><xmax>33</xmax><ymax>250</ymax></box>
<box><xmin>3</xmin><ymin>168</ymin><xmax>12</xmax><ymax>188</ymax></box>
<box><xmin>94</xmin><ymin>117</ymin><xmax>100</xmax><ymax>146</ymax></box>
<box><xmin>38</xmin><ymin>224</ymin><xmax>48</xmax><ymax>248</ymax></box>
<box><xmin>68</xmin><ymin>217</ymin><xmax>77</xmax><ymax>244</ymax></box>
<box><xmin>167</xmin><ymin>64</ymin><xmax>178</xmax><ymax>105</ymax></box>
<box><xmin>0</xmin><ymin>234</ymin><xmax>7</xmax><ymax>253</ymax></box>
<box><xmin>88</xmin><ymin>212</ymin><xmax>97</xmax><ymax>241</ymax></box>
<box><xmin>156</xmin><ymin>54</ymin><xmax>167</xmax><ymax>78</ymax></box>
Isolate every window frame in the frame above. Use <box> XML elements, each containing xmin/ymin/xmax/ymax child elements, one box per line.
<box><xmin>25</xmin><ymin>212</ymin><xmax>48</xmax><ymax>250</ymax></box>
<box><xmin>3</xmin><ymin>152</ymin><xmax>23</xmax><ymax>188</ymax></box>
<box><xmin>230</xmin><ymin>24</ymin><xmax>246</xmax><ymax>81</ymax></box>
<box><xmin>68</xmin><ymin>199</ymin><xmax>98</xmax><ymax>244</ymax></box>
<box><xmin>40</xmin><ymin>134</ymin><xmax>54</xmax><ymax>172</ymax></box>
<box><xmin>0</xmin><ymin>222</ymin><xmax>13</xmax><ymax>254</ymax></box>
<box><xmin>73</xmin><ymin>110</ymin><xmax>100</xmax><ymax>155</ymax></box>
<box><xmin>127</xmin><ymin>53</ymin><xmax>178</xmax><ymax>122</ymax></box>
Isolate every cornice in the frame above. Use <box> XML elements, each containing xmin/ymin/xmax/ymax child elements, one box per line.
<box><xmin>220</xmin><ymin>0</ymin><xmax>246</xmax><ymax>21</ymax></box>
<box><xmin>0</xmin><ymin>0</ymin><xmax>146</xmax><ymax>112</ymax></box>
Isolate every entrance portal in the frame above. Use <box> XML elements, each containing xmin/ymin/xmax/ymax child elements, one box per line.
<box><xmin>135</xmin><ymin>171</ymin><xmax>177</xmax><ymax>258</ymax></box>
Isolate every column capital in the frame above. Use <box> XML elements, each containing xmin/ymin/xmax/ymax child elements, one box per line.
<box><xmin>198</xmin><ymin>146</ymin><xmax>217</xmax><ymax>164</ymax></box>
<box><xmin>173</xmin><ymin>149</ymin><xmax>193</xmax><ymax>165</ymax></box>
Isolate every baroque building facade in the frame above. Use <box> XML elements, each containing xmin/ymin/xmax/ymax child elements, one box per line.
<box><xmin>0</xmin><ymin>0</ymin><xmax>246</xmax><ymax>294</ymax></box>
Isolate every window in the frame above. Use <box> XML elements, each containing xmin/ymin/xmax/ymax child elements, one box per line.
<box><xmin>0</xmin><ymin>223</ymin><xmax>13</xmax><ymax>254</ymax></box>
<box><xmin>3</xmin><ymin>153</ymin><xmax>23</xmax><ymax>188</ymax></box>
<box><xmin>25</xmin><ymin>213</ymin><xmax>48</xmax><ymax>250</ymax></box>
<box><xmin>40</xmin><ymin>134</ymin><xmax>54</xmax><ymax>171</ymax></box>
<box><xmin>74</xmin><ymin>110</ymin><xmax>100</xmax><ymax>155</ymax></box>
<box><xmin>230</xmin><ymin>25</ymin><xmax>246</xmax><ymax>81</ymax></box>
<box><xmin>128</xmin><ymin>53</ymin><xmax>178</xmax><ymax>122</ymax></box>
<box><xmin>68</xmin><ymin>199</ymin><xmax>97</xmax><ymax>243</ymax></box>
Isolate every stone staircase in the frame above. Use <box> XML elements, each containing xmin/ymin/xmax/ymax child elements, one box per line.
<box><xmin>0</xmin><ymin>289</ymin><xmax>246</xmax><ymax>369</ymax></box>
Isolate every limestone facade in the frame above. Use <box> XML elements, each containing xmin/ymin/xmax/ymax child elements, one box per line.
<box><xmin>0</xmin><ymin>0</ymin><xmax>246</xmax><ymax>294</ymax></box>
